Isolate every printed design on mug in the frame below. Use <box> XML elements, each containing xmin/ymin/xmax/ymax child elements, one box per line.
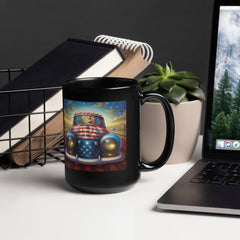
<box><xmin>64</xmin><ymin>99</ymin><xmax>127</xmax><ymax>172</ymax></box>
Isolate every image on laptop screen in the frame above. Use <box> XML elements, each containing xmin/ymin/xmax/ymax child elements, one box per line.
<box><xmin>211</xmin><ymin>6</ymin><xmax>240</xmax><ymax>151</ymax></box>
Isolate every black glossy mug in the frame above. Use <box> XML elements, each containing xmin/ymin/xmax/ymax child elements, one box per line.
<box><xmin>62</xmin><ymin>77</ymin><xmax>174</xmax><ymax>193</ymax></box>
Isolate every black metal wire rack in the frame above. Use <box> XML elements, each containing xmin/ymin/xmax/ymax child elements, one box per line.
<box><xmin>0</xmin><ymin>68</ymin><xmax>64</xmax><ymax>169</ymax></box>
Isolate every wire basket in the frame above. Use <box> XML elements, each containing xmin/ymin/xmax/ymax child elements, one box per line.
<box><xmin>0</xmin><ymin>68</ymin><xmax>64</xmax><ymax>169</ymax></box>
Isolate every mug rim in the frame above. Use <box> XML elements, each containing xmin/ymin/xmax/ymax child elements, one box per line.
<box><xmin>63</xmin><ymin>77</ymin><xmax>138</xmax><ymax>90</ymax></box>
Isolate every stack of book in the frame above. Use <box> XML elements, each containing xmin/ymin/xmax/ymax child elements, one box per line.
<box><xmin>0</xmin><ymin>35</ymin><xmax>153</xmax><ymax>166</ymax></box>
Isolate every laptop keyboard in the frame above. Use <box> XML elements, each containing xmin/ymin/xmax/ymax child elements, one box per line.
<box><xmin>191</xmin><ymin>162</ymin><xmax>240</xmax><ymax>186</ymax></box>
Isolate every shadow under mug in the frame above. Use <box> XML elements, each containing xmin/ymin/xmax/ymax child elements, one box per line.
<box><xmin>62</xmin><ymin>77</ymin><xmax>174</xmax><ymax>193</ymax></box>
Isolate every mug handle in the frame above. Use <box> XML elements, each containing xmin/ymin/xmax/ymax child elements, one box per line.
<box><xmin>139</xmin><ymin>91</ymin><xmax>175</xmax><ymax>171</ymax></box>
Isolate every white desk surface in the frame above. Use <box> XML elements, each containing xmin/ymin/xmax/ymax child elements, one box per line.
<box><xmin>0</xmin><ymin>136</ymin><xmax>239</xmax><ymax>240</ymax></box>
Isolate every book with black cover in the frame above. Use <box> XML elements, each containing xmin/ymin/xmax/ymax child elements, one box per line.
<box><xmin>0</xmin><ymin>38</ymin><xmax>124</xmax><ymax>155</ymax></box>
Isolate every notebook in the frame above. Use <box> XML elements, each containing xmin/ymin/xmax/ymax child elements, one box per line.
<box><xmin>157</xmin><ymin>0</ymin><xmax>240</xmax><ymax>215</ymax></box>
<box><xmin>2</xmin><ymin>35</ymin><xmax>153</xmax><ymax>166</ymax></box>
<box><xmin>94</xmin><ymin>35</ymin><xmax>153</xmax><ymax>78</ymax></box>
<box><xmin>0</xmin><ymin>38</ymin><xmax>124</xmax><ymax>166</ymax></box>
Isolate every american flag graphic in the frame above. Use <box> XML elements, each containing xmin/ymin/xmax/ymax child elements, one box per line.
<box><xmin>71</xmin><ymin>125</ymin><xmax>109</xmax><ymax>140</ymax></box>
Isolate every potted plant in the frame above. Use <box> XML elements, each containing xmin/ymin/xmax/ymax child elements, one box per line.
<box><xmin>139</xmin><ymin>62</ymin><xmax>205</xmax><ymax>164</ymax></box>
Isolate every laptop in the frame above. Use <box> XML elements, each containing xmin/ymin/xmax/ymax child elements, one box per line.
<box><xmin>157</xmin><ymin>0</ymin><xmax>240</xmax><ymax>215</ymax></box>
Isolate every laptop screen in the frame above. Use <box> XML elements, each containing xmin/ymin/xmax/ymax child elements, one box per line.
<box><xmin>209</xmin><ymin>5</ymin><xmax>240</xmax><ymax>152</ymax></box>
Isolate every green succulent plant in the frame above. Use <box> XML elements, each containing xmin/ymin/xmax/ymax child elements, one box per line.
<box><xmin>139</xmin><ymin>62</ymin><xmax>205</xmax><ymax>104</ymax></box>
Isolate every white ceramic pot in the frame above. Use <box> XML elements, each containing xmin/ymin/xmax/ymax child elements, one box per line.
<box><xmin>140</xmin><ymin>100</ymin><xmax>202</xmax><ymax>164</ymax></box>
